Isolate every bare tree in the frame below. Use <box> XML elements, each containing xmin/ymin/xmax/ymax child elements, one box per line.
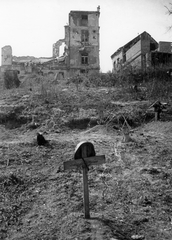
<box><xmin>165</xmin><ymin>3</ymin><xmax>172</xmax><ymax>31</ymax></box>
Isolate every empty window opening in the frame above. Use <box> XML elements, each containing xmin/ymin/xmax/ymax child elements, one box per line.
<box><xmin>82</xmin><ymin>15</ymin><xmax>88</xmax><ymax>20</ymax></box>
<box><xmin>80</xmin><ymin>69</ymin><xmax>88</xmax><ymax>74</ymax></box>
<box><xmin>58</xmin><ymin>72</ymin><xmax>64</xmax><ymax>79</ymax></box>
<box><xmin>80</xmin><ymin>69</ymin><xmax>86</xmax><ymax>73</ymax></box>
<box><xmin>59</xmin><ymin>42</ymin><xmax>66</xmax><ymax>57</ymax></box>
<box><xmin>150</xmin><ymin>43</ymin><xmax>156</xmax><ymax>51</ymax></box>
<box><xmin>81</xmin><ymin>53</ymin><xmax>88</xmax><ymax>65</ymax></box>
<box><xmin>80</xmin><ymin>14</ymin><xmax>88</xmax><ymax>26</ymax></box>
<box><xmin>81</xmin><ymin>30</ymin><xmax>89</xmax><ymax>43</ymax></box>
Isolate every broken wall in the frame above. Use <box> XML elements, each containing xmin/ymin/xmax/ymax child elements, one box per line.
<box><xmin>125</xmin><ymin>40</ymin><xmax>142</xmax><ymax>70</ymax></box>
<box><xmin>159</xmin><ymin>41</ymin><xmax>172</xmax><ymax>53</ymax></box>
<box><xmin>52</xmin><ymin>9</ymin><xmax>100</xmax><ymax>77</ymax></box>
<box><xmin>1</xmin><ymin>46</ymin><xmax>12</xmax><ymax>72</ymax></box>
<box><xmin>126</xmin><ymin>40</ymin><xmax>141</xmax><ymax>62</ymax></box>
<box><xmin>69</xmin><ymin>12</ymin><xmax>99</xmax><ymax>28</ymax></box>
<box><xmin>111</xmin><ymin>51</ymin><xmax>123</xmax><ymax>72</ymax></box>
<box><xmin>53</xmin><ymin>40</ymin><xmax>65</xmax><ymax>58</ymax></box>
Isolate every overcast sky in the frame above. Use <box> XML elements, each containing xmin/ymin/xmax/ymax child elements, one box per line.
<box><xmin>0</xmin><ymin>0</ymin><xmax>172</xmax><ymax>72</ymax></box>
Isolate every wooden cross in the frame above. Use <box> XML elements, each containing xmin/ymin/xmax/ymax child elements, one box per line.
<box><xmin>148</xmin><ymin>100</ymin><xmax>167</xmax><ymax>121</ymax></box>
<box><xmin>64</xmin><ymin>141</ymin><xmax>105</xmax><ymax>219</ymax></box>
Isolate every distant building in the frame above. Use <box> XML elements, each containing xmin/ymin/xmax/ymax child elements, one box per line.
<box><xmin>111</xmin><ymin>31</ymin><xmax>172</xmax><ymax>73</ymax></box>
<box><xmin>1</xmin><ymin>8</ymin><xmax>100</xmax><ymax>78</ymax></box>
<box><xmin>1</xmin><ymin>45</ymin><xmax>12</xmax><ymax>72</ymax></box>
<box><xmin>51</xmin><ymin>6</ymin><xmax>100</xmax><ymax>78</ymax></box>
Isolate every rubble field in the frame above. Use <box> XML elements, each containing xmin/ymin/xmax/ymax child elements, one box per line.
<box><xmin>0</xmin><ymin>74</ymin><xmax>172</xmax><ymax>240</ymax></box>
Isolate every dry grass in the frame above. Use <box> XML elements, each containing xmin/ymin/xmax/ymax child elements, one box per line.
<box><xmin>0</xmin><ymin>72</ymin><xmax>172</xmax><ymax>239</ymax></box>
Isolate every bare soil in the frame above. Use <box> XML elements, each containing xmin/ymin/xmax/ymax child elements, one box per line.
<box><xmin>0</xmin><ymin>74</ymin><xmax>172</xmax><ymax>240</ymax></box>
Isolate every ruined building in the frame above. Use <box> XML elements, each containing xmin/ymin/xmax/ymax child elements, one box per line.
<box><xmin>1</xmin><ymin>45</ymin><xmax>12</xmax><ymax>72</ymax></box>
<box><xmin>52</xmin><ymin>6</ymin><xmax>100</xmax><ymax>78</ymax></box>
<box><xmin>111</xmin><ymin>31</ymin><xmax>172</xmax><ymax>73</ymax></box>
<box><xmin>1</xmin><ymin>7</ymin><xmax>100</xmax><ymax>78</ymax></box>
<box><xmin>1</xmin><ymin>7</ymin><xmax>100</xmax><ymax>79</ymax></box>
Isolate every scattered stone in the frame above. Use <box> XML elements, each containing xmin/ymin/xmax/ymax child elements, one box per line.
<box><xmin>56</xmin><ymin>166</ymin><xmax>61</xmax><ymax>173</ymax></box>
<box><xmin>37</xmin><ymin>132</ymin><xmax>49</xmax><ymax>146</ymax></box>
<box><xmin>133</xmin><ymin>217</ymin><xmax>149</xmax><ymax>226</ymax></box>
<box><xmin>142</xmin><ymin>196</ymin><xmax>152</xmax><ymax>206</ymax></box>
<box><xmin>131</xmin><ymin>234</ymin><xmax>145</xmax><ymax>239</ymax></box>
<box><xmin>141</xmin><ymin>167</ymin><xmax>161</xmax><ymax>175</ymax></box>
<box><xmin>28</xmin><ymin>122</ymin><xmax>40</xmax><ymax>130</ymax></box>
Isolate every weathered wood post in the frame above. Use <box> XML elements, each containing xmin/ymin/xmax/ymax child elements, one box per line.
<box><xmin>64</xmin><ymin>141</ymin><xmax>105</xmax><ymax>219</ymax></box>
<box><xmin>122</xmin><ymin>127</ymin><xmax>132</xmax><ymax>142</ymax></box>
<box><xmin>80</xmin><ymin>143</ymin><xmax>90</xmax><ymax>218</ymax></box>
<box><xmin>154</xmin><ymin>111</ymin><xmax>159</xmax><ymax>121</ymax></box>
<box><xmin>148</xmin><ymin>100</ymin><xmax>167</xmax><ymax>122</ymax></box>
<box><xmin>153</xmin><ymin>101</ymin><xmax>161</xmax><ymax>121</ymax></box>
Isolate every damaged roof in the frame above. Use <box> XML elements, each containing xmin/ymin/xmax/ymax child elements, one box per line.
<box><xmin>111</xmin><ymin>31</ymin><xmax>158</xmax><ymax>59</ymax></box>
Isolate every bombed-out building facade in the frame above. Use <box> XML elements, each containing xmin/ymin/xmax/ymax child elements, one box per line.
<box><xmin>111</xmin><ymin>31</ymin><xmax>172</xmax><ymax>74</ymax></box>
<box><xmin>52</xmin><ymin>7</ymin><xmax>100</xmax><ymax>78</ymax></box>
<box><xmin>1</xmin><ymin>7</ymin><xmax>100</xmax><ymax>78</ymax></box>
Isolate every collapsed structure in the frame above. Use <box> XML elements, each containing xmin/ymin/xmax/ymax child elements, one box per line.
<box><xmin>51</xmin><ymin>6</ymin><xmax>100</xmax><ymax>78</ymax></box>
<box><xmin>1</xmin><ymin>45</ymin><xmax>13</xmax><ymax>72</ymax></box>
<box><xmin>111</xmin><ymin>31</ymin><xmax>172</xmax><ymax>73</ymax></box>
<box><xmin>1</xmin><ymin>7</ymin><xmax>100</xmax><ymax>78</ymax></box>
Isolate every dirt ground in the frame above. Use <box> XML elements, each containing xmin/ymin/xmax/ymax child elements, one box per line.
<box><xmin>0</xmin><ymin>74</ymin><xmax>172</xmax><ymax>240</ymax></box>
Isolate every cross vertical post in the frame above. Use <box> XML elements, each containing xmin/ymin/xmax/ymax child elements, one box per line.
<box><xmin>81</xmin><ymin>144</ymin><xmax>90</xmax><ymax>219</ymax></box>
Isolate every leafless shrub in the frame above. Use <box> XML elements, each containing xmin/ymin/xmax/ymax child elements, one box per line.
<box><xmin>4</xmin><ymin>70</ymin><xmax>20</xmax><ymax>89</ymax></box>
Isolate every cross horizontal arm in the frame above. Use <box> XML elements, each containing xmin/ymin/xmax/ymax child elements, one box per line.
<box><xmin>64</xmin><ymin>155</ymin><xmax>105</xmax><ymax>170</ymax></box>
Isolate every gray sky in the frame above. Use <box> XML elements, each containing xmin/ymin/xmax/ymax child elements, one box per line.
<box><xmin>0</xmin><ymin>0</ymin><xmax>172</xmax><ymax>72</ymax></box>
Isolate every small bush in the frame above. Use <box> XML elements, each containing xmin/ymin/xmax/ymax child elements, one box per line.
<box><xmin>88</xmin><ymin>72</ymin><xmax>117</xmax><ymax>87</ymax></box>
<box><xmin>4</xmin><ymin>70</ymin><xmax>20</xmax><ymax>89</ymax></box>
<box><xmin>69</xmin><ymin>74</ymin><xmax>82</xmax><ymax>90</ymax></box>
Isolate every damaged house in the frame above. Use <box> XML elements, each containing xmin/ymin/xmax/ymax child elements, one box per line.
<box><xmin>111</xmin><ymin>31</ymin><xmax>172</xmax><ymax>73</ymax></box>
<box><xmin>50</xmin><ymin>6</ymin><xmax>100</xmax><ymax>78</ymax></box>
<box><xmin>1</xmin><ymin>7</ymin><xmax>100</xmax><ymax>78</ymax></box>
